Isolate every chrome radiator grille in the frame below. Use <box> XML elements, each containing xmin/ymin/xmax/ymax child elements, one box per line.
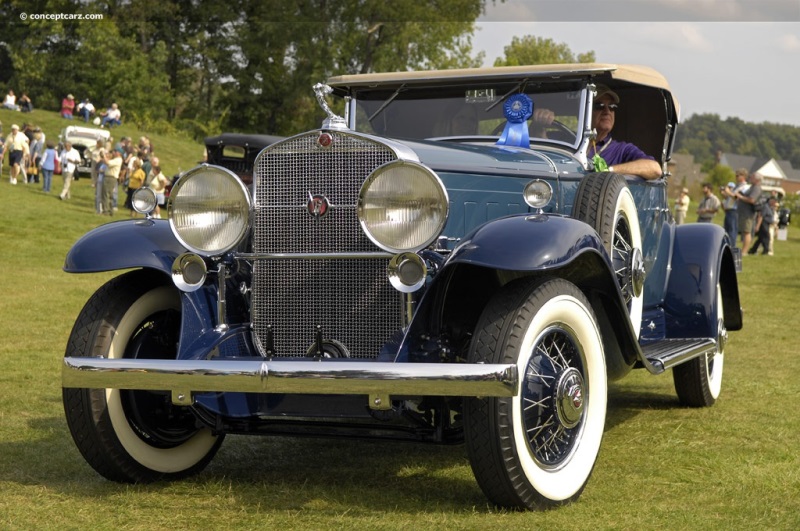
<box><xmin>251</xmin><ymin>132</ymin><xmax>402</xmax><ymax>358</ymax></box>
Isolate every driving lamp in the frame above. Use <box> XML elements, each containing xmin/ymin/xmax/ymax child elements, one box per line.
<box><xmin>523</xmin><ymin>179</ymin><xmax>553</xmax><ymax>209</ymax></box>
<box><xmin>132</xmin><ymin>187</ymin><xmax>157</xmax><ymax>214</ymax></box>
<box><xmin>171</xmin><ymin>252</ymin><xmax>208</xmax><ymax>292</ymax></box>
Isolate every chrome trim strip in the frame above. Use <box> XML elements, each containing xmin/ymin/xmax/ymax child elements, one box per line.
<box><xmin>236</xmin><ymin>252</ymin><xmax>394</xmax><ymax>260</ymax></box>
<box><xmin>62</xmin><ymin>358</ymin><xmax>518</xmax><ymax>398</ymax></box>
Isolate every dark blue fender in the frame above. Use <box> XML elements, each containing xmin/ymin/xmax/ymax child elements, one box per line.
<box><xmin>400</xmin><ymin>213</ymin><xmax>641</xmax><ymax>380</ymax></box>
<box><xmin>64</xmin><ymin>219</ymin><xmax>258</xmax><ymax>361</ymax></box>
<box><xmin>665</xmin><ymin>223</ymin><xmax>743</xmax><ymax>338</ymax></box>
<box><xmin>64</xmin><ymin>219</ymin><xmax>187</xmax><ymax>274</ymax></box>
<box><xmin>445</xmin><ymin>213</ymin><xmax>607</xmax><ymax>270</ymax></box>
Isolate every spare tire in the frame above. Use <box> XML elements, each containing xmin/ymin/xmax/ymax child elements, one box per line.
<box><xmin>572</xmin><ymin>172</ymin><xmax>644</xmax><ymax>337</ymax></box>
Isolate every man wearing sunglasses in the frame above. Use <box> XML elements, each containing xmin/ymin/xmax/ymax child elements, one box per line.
<box><xmin>588</xmin><ymin>85</ymin><xmax>662</xmax><ymax>180</ymax></box>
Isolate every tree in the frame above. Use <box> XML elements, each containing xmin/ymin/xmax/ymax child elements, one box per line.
<box><xmin>705</xmin><ymin>164</ymin><xmax>735</xmax><ymax>190</ymax></box>
<box><xmin>220</xmin><ymin>0</ymin><xmax>487</xmax><ymax>134</ymax></box>
<box><xmin>2</xmin><ymin>0</ymin><xmax>490</xmax><ymax>136</ymax></box>
<box><xmin>494</xmin><ymin>35</ymin><xmax>595</xmax><ymax>67</ymax></box>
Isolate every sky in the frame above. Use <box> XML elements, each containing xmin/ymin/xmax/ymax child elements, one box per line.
<box><xmin>472</xmin><ymin>0</ymin><xmax>800</xmax><ymax>127</ymax></box>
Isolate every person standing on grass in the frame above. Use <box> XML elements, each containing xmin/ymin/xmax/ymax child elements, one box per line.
<box><xmin>696</xmin><ymin>183</ymin><xmax>721</xmax><ymax>223</ymax></box>
<box><xmin>59</xmin><ymin>141</ymin><xmax>81</xmax><ymax>200</ymax></box>
<box><xmin>721</xmin><ymin>180</ymin><xmax>739</xmax><ymax>246</ymax></box>
<box><xmin>90</xmin><ymin>138</ymin><xmax>105</xmax><ymax>213</ymax></box>
<box><xmin>125</xmin><ymin>158</ymin><xmax>145</xmax><ymax>217</ymax></box>
<box><xmin>749</xmin><ymin>196</ymin><xmax>777</xmax><ymax>255</ymax></box>
<box><xmin>5</xmin><ymin>124</ymin><xmax>28</xmax><ymax>185</ymax></box>
<box><xmin>93</xmin><ymin>149</ymin><xmax>108</xmax><ymax>214</ymax></box>
<box><xmin>148</xmin><ymin>164</ymin><xmax>169</xmax><ymax>219</ymax></box>
<box><xmin>674</xmin><ymin>187</ymin><xmax>690</xmax><ymax>225</ymax></box>
<box><xmin>39</xmin><ymin>142</ymin><xmax>58</xmax><ymax>193</ymax></box>
<box><xmin>723</xmin><ymin>172</ymin><xmax>762</xmax><ymax>254</ymax></box>
<box><xmin>102</xmin><ymin>150</ymin><xmax>123</xmax><ymax>216</ymax></box>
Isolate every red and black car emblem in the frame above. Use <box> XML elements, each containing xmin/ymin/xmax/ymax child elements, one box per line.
<box><xmin>306</xmin><ymin>193</ymin><xmax>330</xmax><ymax>219</ymax></box>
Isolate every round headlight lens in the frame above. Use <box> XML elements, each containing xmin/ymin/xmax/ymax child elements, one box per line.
<box><xmin>132</xmin><ymin>187</ymin><xmax>157</xmax><ymax>214</ymax></box>
<box><xmin>358</xmin><ymin>161</ymin><xmax>448</xmax><ymax>253</ymax></box>
<box><xmin>167</xmin><ymin>165</ymin><xmax>251</xmax><ymax>256</ymax></box>
<box><xmin>523</xmin><ymin>179</ymin><xmax>553</xmax><ymax>209</ymax></box>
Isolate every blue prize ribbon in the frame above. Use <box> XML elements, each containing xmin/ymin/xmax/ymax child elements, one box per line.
<box><xmin>496</xmin><ymin>94</ymin><xmax>533</xmax><ymax>148</ymax></box>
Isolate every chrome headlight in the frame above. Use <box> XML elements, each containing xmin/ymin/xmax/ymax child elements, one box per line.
<box><xmin>358</xmin><ymin>161</ymin><xmax>449</xmax><ymax>253</ymax></box>
<box><xmin>132</xmin><ymin>187</ymin><xmax>157</xmax><ymax>214</ymax></box>
<box><xmin>523</xmin><ymin>179</ymin><xmax>553</xmax><ymax>209</ymax></box>
<box><xmin>167</xmin><ymin>165</ymin><xmax>251</xmax><ymax>256</ymax></box>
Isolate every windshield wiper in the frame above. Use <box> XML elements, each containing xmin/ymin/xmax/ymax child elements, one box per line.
<box><xmin>368</xmin><ymin>84</ymin><xmax>406</xmax><ymax>123</ymax></box>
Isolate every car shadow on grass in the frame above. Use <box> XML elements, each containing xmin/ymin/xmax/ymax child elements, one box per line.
<box><xmin>605</xmin><ymin>383</ymin><xmax>683</xmax><ymax>432</ymax></box>
<box><xmin>8</xmin><ymin>388</ymin><xmax>686</xmax><ymax>514</ymax></box>
<box><xmin>3</xmin><ymin>415</ymin><xmax>490</xmax><ymax>512</ymax></box>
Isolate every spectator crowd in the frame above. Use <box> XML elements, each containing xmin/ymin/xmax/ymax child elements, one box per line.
<box><xmin>673</xmin><ymin>169</ymin><xmax>787</xmax><ymax>257</ymax></box>
<box><xmin>2</xmin><ymin>87</ymin><xmax>167</xmax><ymax>219</ymax></box>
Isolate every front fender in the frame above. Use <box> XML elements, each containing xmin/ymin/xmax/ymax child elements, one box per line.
<box><xmin>666</xmin><ymin>223</ymin><xmax>743</xmax><ymax>337</ymax></box>
<box><xmin>64</xmin><ymin>219</ymin><xmax>187</xmax><ymax>274</ymax></box>
<box><xmin>447</xmin><ymin>213</ymin><xmax>607</xmax><ymax>270</ymax></box>
<box><xmin>400</xmin><ymin>214</ymin><xmax>641</xmax><ymax>379</ymax></box>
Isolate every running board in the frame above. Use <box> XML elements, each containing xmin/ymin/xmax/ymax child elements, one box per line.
<box><xmin>641</xmin><ymin>338</ymin><xmax>717</xmax><ymax>374</ymax></box>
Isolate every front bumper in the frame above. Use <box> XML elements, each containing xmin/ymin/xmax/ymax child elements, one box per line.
<box><xmin>62</xmin><ymin>358</ymin><xmax>518</xmax><ymax>410</ymax></box>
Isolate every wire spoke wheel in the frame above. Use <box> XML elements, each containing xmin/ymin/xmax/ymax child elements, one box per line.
<box><xmin>464</xmin><ymin>278</ymin><xmax>606</xmax><ymax>510</ymax></box>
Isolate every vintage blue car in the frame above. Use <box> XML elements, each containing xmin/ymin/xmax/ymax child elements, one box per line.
<box><xmin>62</xmin><ymin>63</ymin><xmax>742</xmax><ymax>510</ymax></box>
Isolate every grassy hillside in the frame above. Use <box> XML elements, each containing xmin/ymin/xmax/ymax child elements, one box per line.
<box><xmin>0</xmin><ymin>107</ymin><xmax>203</xmax><ymax>177</ymax></box>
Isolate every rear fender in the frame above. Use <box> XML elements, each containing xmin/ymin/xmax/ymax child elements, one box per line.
<box><xmin>64</xmin><ymin>219</ymin><xmax>187</xmax><ymax>274</ymax></box>
<box><xmin>665</xmin><ymin>223</ymin><xmax>743</xmax><ymax>337</ymax></box>
<box><xmin>401</xmin><ymin>214</ymin><xmax>641</xmax><ymax>380</ymax></box>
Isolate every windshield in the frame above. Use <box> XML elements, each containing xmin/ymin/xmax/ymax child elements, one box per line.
<box><xmin>349</xmin><ymin>81</ymin><xmax>586</xmax><ymax>148</ymax></box>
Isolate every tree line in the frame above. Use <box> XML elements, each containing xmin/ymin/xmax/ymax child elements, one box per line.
<box><xmin>674</xmin><ymin>113</ymin><xmax>800</xmax><ymax>172</ymax></box>
<box><xmin>1</xmin><ymin>0</ymin><xmax>489</xmax><ymax>138</ymax></box>
<box><xmin>11</xmin><ymin>0</ymin><xmax>794</xmax><ymax>171</ymax></box>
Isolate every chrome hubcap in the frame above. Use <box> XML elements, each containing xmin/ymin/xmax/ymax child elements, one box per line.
<box><xmin>555</xmin><ymin>368</ymin><xmax>585</xmax><ymax>429</ymax></box>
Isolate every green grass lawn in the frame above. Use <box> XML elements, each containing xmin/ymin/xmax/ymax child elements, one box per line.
<box><xmin>1</xmin><ymin>160</ymin><xmax>798</xmax><ymax>528</ymax></box>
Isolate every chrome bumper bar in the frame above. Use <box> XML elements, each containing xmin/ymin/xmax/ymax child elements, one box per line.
<box><xmin>62</xmin><ymin>358</ymin><xmax>519</xmax><ymax>410</ymax></box>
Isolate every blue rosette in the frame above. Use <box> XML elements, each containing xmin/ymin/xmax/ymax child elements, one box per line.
<box><xmin>496</xmin><ymin>94</ymin><xmax>533</xmax><ymax>148</ymax></box>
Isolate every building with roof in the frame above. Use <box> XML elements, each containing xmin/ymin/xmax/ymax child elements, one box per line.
<box><xmin>717</xmin><ymin>153</ymin><xmax>800</xmax><ymax>196</ymax></box>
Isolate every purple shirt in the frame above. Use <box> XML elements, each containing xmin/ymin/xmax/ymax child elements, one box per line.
<box><xmin>590</xmin><ymin>137</ymin><xmax>654</xmax><ymax>166</ymax></box>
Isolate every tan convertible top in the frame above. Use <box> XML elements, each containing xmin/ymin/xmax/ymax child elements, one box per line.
<box><xmin>329</xmin><ymin>63</ymin><xmax>667</xmax><ymax>90</ymax></box>
<box><xmin>328</xmin><ymin>63</ymin><xmax>678</xmax><ymax>115</ymax></box>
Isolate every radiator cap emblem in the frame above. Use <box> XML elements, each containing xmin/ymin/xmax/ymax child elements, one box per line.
<box><xmin>307</xmin><ymin>192</ymin><xmax>330</xmax><ymax>219</ymax></box>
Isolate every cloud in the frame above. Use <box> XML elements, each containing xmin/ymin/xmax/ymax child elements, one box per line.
<box><xmin>673</xmin><ymin>24</ymin><xmax>714</xmax><ymax>52</ymax></box>
<box><xmin>629</xmin><ymin>23</ymin><xmax>714</xmax><ymax>53</ymax></box>
<box><xmin>779</xmin><ymin>33</ymin><xmax>800</xmax><ymax>51</ymax></box>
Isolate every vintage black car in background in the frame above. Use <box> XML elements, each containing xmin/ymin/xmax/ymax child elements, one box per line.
<box><xmin>62</xmin><ymin>64</ymin><xmax>742</xmax><ymax>510</ymax></box>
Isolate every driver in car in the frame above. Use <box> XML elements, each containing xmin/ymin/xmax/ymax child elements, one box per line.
<box><xmin>532</xmin><ymin>85</ymin><xmax>662</xmax><ymax>180</ymax></box>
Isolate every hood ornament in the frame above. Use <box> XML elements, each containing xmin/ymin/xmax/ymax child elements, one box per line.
<box><xmin>313</xmin><ymin>83</ymin><xmax>347</xmax><ymax>130</ymax></box>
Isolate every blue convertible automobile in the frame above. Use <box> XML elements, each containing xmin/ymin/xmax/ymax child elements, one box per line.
<box><xmin>62</xmin><ymin>63</ymin><xmax>742</xmax><ymax>510</ymax></box>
